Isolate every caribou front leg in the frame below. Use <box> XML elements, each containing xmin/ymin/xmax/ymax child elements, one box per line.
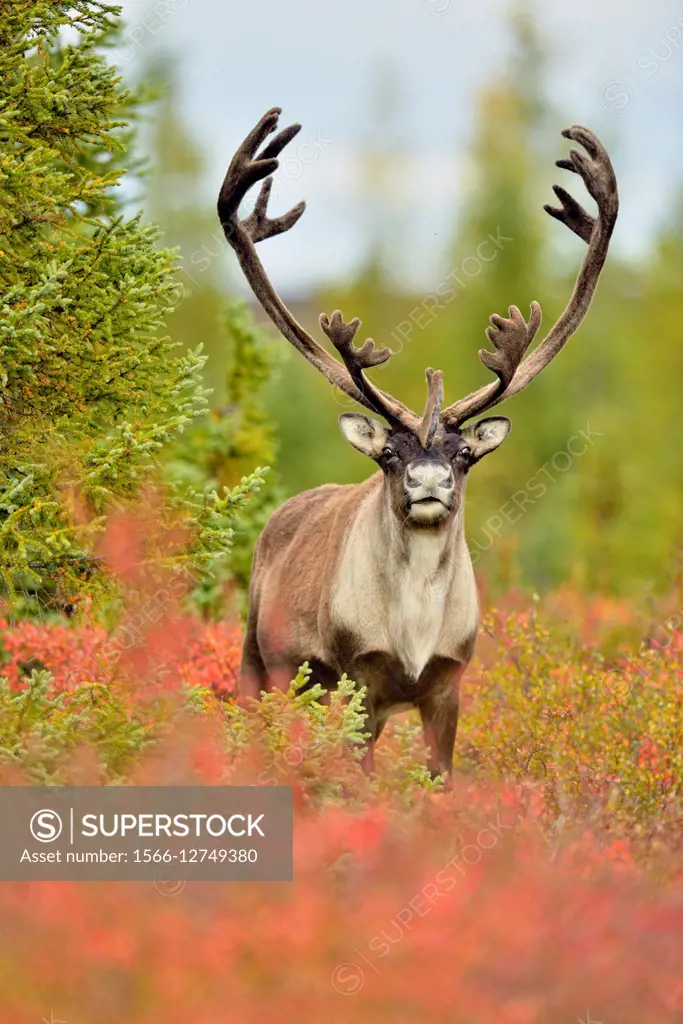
<box><xmin>358</xmin><ymin>700</ymin><xmax>384</xmax><ymax>775</ymax></box>
<box><xmin>418</xmin><ymin>661</ymin><xmax>465</xmax><ymax>782</ymax></box>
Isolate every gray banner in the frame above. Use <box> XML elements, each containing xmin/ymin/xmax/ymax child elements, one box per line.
<box><xmin>0</xmin><ymin>786</ymin><xmax>293</xmax><ymax>882</ymax></box>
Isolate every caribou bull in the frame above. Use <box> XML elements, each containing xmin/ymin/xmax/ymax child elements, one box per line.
<box><xmin>217</xmin><ymin>108</ymin><xmax>618</xmax><ymax>777</ymax></box>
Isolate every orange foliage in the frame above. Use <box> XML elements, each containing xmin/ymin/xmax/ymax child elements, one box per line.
<box><xmin>0</xmin><ymin>515</ymin><xmax>682</xmax><ymax>1021</ymax></box>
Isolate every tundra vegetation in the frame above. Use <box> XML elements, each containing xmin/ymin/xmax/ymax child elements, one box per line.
<box><xmin>0</xmin><ymin>3</ymin><xmax>682</xmax><ymax>1022</ymax></box>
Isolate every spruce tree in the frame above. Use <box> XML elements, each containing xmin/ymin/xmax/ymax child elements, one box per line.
<box><xmin>0</xmin><ymin>1</ymin><xmax>264</xmax><ymax>617</ymax></box>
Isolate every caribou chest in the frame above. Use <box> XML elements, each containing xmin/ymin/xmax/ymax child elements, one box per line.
<box><xmin>329</xmin><ymin>497</ymin><xmax>473</xmax><ymax>681</ymax></box>
<box><xmin>384</xmin><ymin>532</ymin><xmax>449</xmax><ymax>679</ymax></box>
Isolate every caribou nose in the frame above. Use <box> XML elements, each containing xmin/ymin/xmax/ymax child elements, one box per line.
<box><xmin>405</xmin><ymin>462</ymin><xmax>453</xmax><ymax>490</ymax></box>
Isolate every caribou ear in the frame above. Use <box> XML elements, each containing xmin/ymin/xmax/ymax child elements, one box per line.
<box><xmin>460</xmin><ymin>416</ymin><xmax>511</xmax><ymax>462</ymax></box>
<box><xmin>339</xmin><ymin>413</ymin><xmax>390</xmax><ymax>458</ymax></box>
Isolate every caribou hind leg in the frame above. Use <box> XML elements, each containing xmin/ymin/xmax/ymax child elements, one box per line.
<box><xmin>239</xmin><ymin>610</ymin><xmax>269</xmax><ymax>701</ymax></box>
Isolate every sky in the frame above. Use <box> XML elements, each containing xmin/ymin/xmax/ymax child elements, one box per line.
<box><xmin>116</xmin><ymin>0</ymin><xmax>683</xmax><ymax>292</ymax></box>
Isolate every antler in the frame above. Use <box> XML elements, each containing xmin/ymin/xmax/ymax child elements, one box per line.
<box><xmin>218</xmin><ymin>114</ymin><xmax>617</xmax><ymax>441</ymax></box>
<box><xmin>318</xmin><ymin>310</ymin><xmax>427</xmax><ymax>431</ymax></box>
<box><xmin>441</xmin><ymin>125</ymin><xmax>618</xmax><ymax>428</ymax></box>
<box><xmin>218</xmin><ymin>108</ymin><xmax>438</xmax><ymax>441</ymax></box>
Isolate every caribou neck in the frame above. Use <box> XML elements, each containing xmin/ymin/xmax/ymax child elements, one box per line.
<box><xmin>370</xmin><ymin>478</ymin><xmax>470</xmax><ymax>590</ymax></box>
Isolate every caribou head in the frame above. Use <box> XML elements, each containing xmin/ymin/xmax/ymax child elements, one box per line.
<box><xmin>217</xmin><ymin>108</ymin><xmax>617</xmax><ymax>530</ymax></box>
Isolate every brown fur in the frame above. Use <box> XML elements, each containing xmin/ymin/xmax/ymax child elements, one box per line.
<box><xmin>241</xmin><ymin>450</ymin><xmax>479</xmax><ymax>778</ymax></box>
<box><xmin>242</xmin><ymin>477</ymin><xmax>378</xmax><ymax>690</ymax></box>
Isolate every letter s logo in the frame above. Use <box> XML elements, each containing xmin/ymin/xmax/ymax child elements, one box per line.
<box><xmin>30</xmin><ymin>809</ymin><xmax>63</xmax><ymax>843</ymax></box>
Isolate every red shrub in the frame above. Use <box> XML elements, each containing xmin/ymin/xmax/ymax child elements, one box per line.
<box><xmin>0</xmin><ymin>782</ymin><xmax>681</xmax><ymax>1023</ymax></box>
<box><xmin>0</xmin><ymin>614</ymin><xmax>242</xmax><ymax>699</ymax></box>
<box><xmin>1</xmin><ymin>513</ymin><xmax>682</xmax><ymax>1021</ymax></box>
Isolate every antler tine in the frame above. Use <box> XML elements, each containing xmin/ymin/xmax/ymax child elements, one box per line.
<box><xmin>481</xmin><ymin>302</ymin><xmax>542</xmax><ymax>386</ymax></box>
<box><xmin>544</xmin><ymin>184</ymin><xmax>593</xmax><ymax>244</ymax></box>
<box><xmin>319</xmin><ymin>311</ymin><xmax>421</xmax><ymax>431</ymax></box>
<box><xmin>441</xmin><ymin>125</ymin><xmax>618</xmax><ymax>428</ymax></box>
<box><xmin>441</xmin><ymin>303</ymin><xmax>542</xmax><ymax>427</ymax></box>
<box><xmin>217</xmin><ymin>109</ymin><xmax>421</xmax><ymax>425</ymax></box>
<box><xmin>417</xmin><ymin>368</ymin><xmax>444</xmax><ymax>449</ymax></box>
<box><xmin>242</xmin><ymin>177</ymin><xmax>306</xmax><ymax>244</ymax></box>
<box><xmin>217</xmin><ymin>107</ymin><xmax>282</xmax><ymax>220</ymax></box>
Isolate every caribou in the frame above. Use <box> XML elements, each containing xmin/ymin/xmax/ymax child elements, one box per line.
<box><xmin>217</xmin><ymin>108</ymin><xmax>618</xmax><ymax>778</ymax></box>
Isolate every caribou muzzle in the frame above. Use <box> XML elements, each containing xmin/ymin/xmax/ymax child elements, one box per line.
<box><xmin>404</xmin><ymin>461</ymin><xmax>455</xmax><ymax>523</ymax></box>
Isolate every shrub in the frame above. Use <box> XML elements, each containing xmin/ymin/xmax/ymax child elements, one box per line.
<box><xmin>1</xmin><ymin>506</ymin><xmax>682</xmax><ymax>1021</ymax></box>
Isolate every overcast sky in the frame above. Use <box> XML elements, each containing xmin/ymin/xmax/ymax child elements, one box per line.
<box><xmin>117</xmin><ymin>0</ymin><xmax>683</xmax><ymax>291</ymax></box>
